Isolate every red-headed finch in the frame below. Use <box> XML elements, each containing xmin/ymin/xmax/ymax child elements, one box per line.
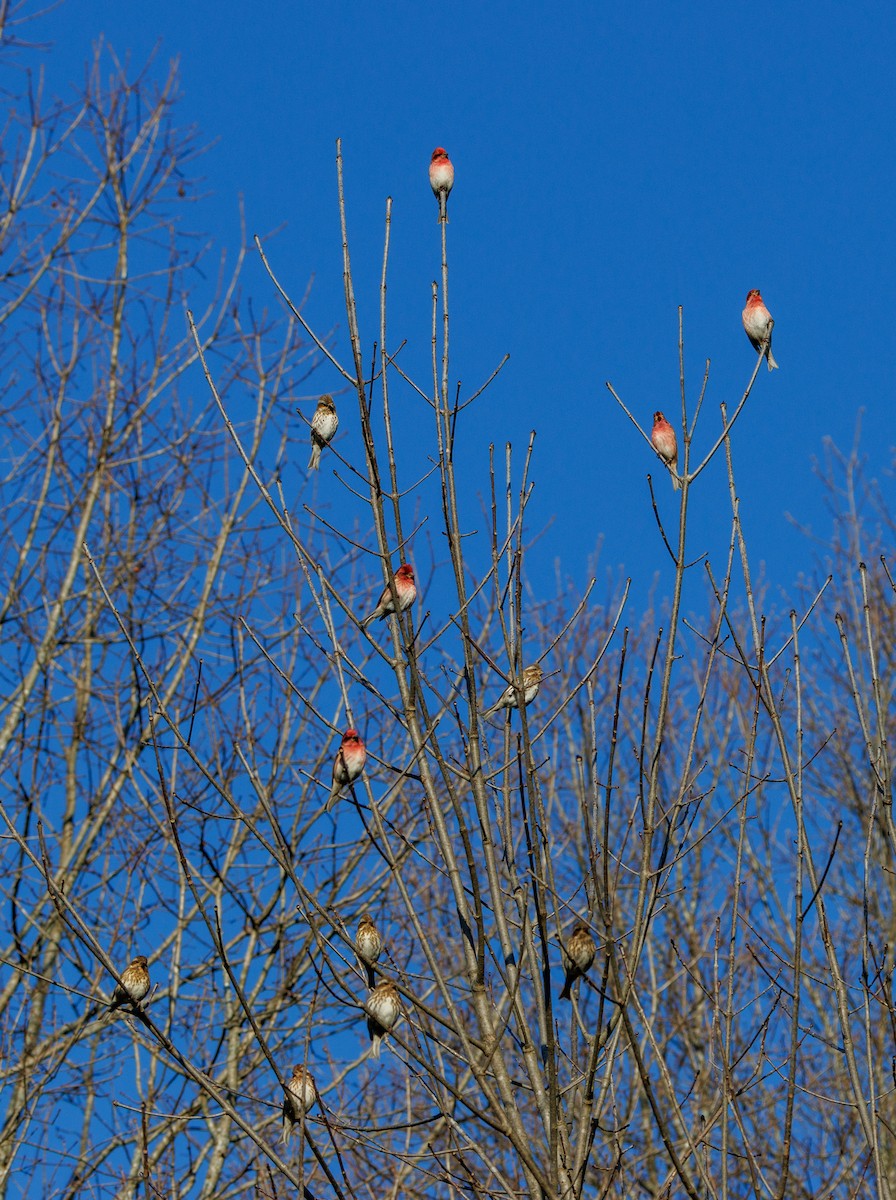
<box><xmin>365</xmin><ymin>980</ymin><xmax>400</xmax><ymax>1058</ymax></box>
<box><xmin>108</xmin><ymin>955</ymin><xmax>150</xmax><ymax>1012</ymax></box>
<box><xmin>325</xmin><ymin>729</ymin><xmax>367</xmax><ymax>811</ymax></box>
<box><xmin>281</xmin><ymin>1064</ymin><xmax>317</xmax><ymax>1143</ymax></box>
<box><xmin>429</xmin><ymin>147</ymin><xmax>454</xmax><ymax>223</ymax></box>
<box><xmin>307</xmin><ymin>394</ymin><xmax>338</xmax><ymax>471</ymax></box>
<box><xmin>560</xmin><ymin>924</ymin><xmax>596</xmax><ymax>1000</ymax></box>
<box><xmin>485</xmin><ymin>663</ymin><xmax>543</xmax><ymax>718</ymax></box>
<box><xmin>651</xmin><ymin>411</ymin><xmax>681</xmax><ymax>491</ymax></box>
<box><xmin>362</xmin><ymin>563</ymin><xmax>416</xmax><ymax>627</ymax></box>
<box><xmin>742</xmin><ymin>289</ymin><xmax>778</xmax><ymax>370</ymax></box>
<box><xmin>356</xmin><ymin>913</ymin><xmax>383</xmax><ymax>988</ymax></box>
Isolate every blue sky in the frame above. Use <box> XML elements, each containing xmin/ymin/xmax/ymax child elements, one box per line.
<box><xmin>42</xmin><ymin>0</ymin><xmax>896</xmax><ymax>616</ymax></box>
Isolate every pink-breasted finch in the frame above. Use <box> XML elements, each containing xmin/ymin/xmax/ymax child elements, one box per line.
<box><xmin>108</xmin><ymin>955</ymin><xmax>151</xmax><ymax>1011</ymax></box>
<box><xmin>485</xmin><ymin>664</ymin><xmax>543</xmax><ymax>718</ymax></box>
<box><xmin>742</xmin><ymin>289</ymin><xmax>779</xmax><ymax>370</ymax></box>
<box><xmin>651</xmin><ymin>411</ymin><xmax>681</xmax><ymax>491</ymax></box>
<box><xmin>356</xmin><ymin>914</ymin><xmax>383</xmax><ymax>988</ymax></box>
<box><xmin>362</xmin><ymin>563</ymin><xmax>416</xmax><ymax>627</ymax></box>
<box><xmin>365</xmin><ymin>980</ymin><xmax>400</xmax><ymax>1058</ymax></box>
<box><xmin>429</xmin><ymin>147</ymin><xmax>454</xmax><ymax>223</ymax></box>
<box><xmin>281</xmin><ymin>1064</ymin><xmax>317</xmax><ymax>1142</ymax></box>
<box><xmin>307</xmin><ymin>394</ymin><xmax>338</xmax><ymax>471</ymax></box>
<box><xmin>560</xmin><ymin>924</ymin><xmax>596</xmax><ymax>1000</ymax></box>
<box><xmin>325</xmin><ymin>729</ymin><xmax>367</xmax><ymax>811</ymax></box>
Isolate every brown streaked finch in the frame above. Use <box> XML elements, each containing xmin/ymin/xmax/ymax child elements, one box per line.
<box><xmin>362</xmin><ymin>563</ymin><xmax>416</xmax><ymax>627</ymax></box>
<box><xmin>281</xmin><ymin>1064</ymin><xmax>317</xmax><ymax>1143</ymax></box>
<box><xmin>651</xmin><ymin>412</ymin><xmax>681</xmax><ymax>491</ymax></box>
<box><xmin>108</xmin><ymin>955</ymin><xmax>151</xmax><ymax>1012</ymax></box>
<box><xmin>307</xmin><ymin>394</ymin><xmax>338</xmax><ymax>471</ymax></box>
<box><xmin>485</xmin><ymin>664</ymin><xmax>543</xmax><ymax>718</ymax></box>
<box><xmin>742</xmin><ymin>289</ymin><xmax>779</xmax><ymax>370</ymax></box>
<box><xmin>560</xmin><ymin>924</ymin><xmax>596</xmax><ymax>1000</ymax></box>
<box><xmin>325</xmin><ymin>729</ymin><xmax>367</xmax><ymax>812</ymax></box>
<box><xmin>429</xmin><ymin>147</ymin><xmax>454</xmax><ymax>223</ymax></box>
<box><xmin>364</xmin><ymin>980</ymin><xmax>400</xmax><ymax>1058</ymax></box>
<box><xmin>356</xmin><ymin>913</ymin><xmax>383</xmax><ymax>988</ymax></box>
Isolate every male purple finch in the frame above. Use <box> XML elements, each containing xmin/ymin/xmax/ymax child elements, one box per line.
<box><xmin>429</xmin><ymin>147</ymin><xmax>454</xmax><ymax>223</ymax></box>
<box><xmin>362</xmin><ymin>563</ymin><xmax>416</xmax><ymax>626</ymax></box>
<box><xmin>559</xmin><ymin>924</ymin><xmax>596</xmax><ymax>1000</ymax></box>
<box><xmin>364</xmin><ymin>980</ymin><xmax>400</xmax><ymax>1058</ymax></box>
<box><xmin>651</xmin><ymin>412</ymin><xmax>681</xmax><ymax>490</ymax></box>
<box><xmin>356</xmin><ymin>913</ymin><xmax>383</xmax><ymax>988</ymax></box>
<box><xmin>485</xmin><ymin>664</ymin><xmax>542</xmax><ymax>718</ymax></box>
<box><xmin>108</xmin><ymin>955</ymin><xmax>151</xmax><ymax>1012</ymax></box>
<box><xmin>325</xmin><ymin>729</ymin><xmax>367</xmax><ymax>811</ymax></box>
<box><xmin>742</xmin><ymin>289</ymin><xmax>778</xmax><ymax>370</ymax></box>
<box><xmin>307</xmin><ymin>394</ymin><xmax>338</xmax><ymax>471</ymax></box>
<box><xmin>281</xmin><ymin>1064</ymin><xmax>317</xmax><ymax>1142</ymax></box>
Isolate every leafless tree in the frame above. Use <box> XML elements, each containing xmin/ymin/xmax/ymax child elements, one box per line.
<box><xmin>1</xmin><ymin>9</ymin><xmax>895</xmax><ymax>1200</ymax></box>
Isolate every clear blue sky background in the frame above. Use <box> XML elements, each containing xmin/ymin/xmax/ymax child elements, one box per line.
<box><xmin>42</xmin><ymin>0</ymin><xmax>896</xmax><ymax>617</ymax></box>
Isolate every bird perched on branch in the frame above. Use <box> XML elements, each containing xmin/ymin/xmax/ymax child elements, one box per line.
<box><xmin>651</xmin><ymin>411</ymin><xmax>681</xmax><ymax>490</ymax></box>
<box><xmin>281</xmin><ymin>1064</ymin><xmax>317</xmax><ymax>1143</ymax></box>
<box><xmin>560</xmin><ymin>924</ymin><xmax>596</xmax><ymax>1000</ymax></box>
<box><xmin>356</xmin><ymin>913</ymin><xmax>383</xmax><ymax>987</ymax></box>
<box><xmin>429</xmin><ymin>147</ymin><xmax>454</xmax><ymax>223</ymax></box>
<box><xmin>307</xmin><ymin>394</ymin><xmax>338</xmax><ymax>471</ymax></box>
<box><xmin>108</xmin><ymin>955</ymin><xmax>151</xmax><ymax>1012</ymax></box>
<box><xmin>365</xmin><ymin>980</ymin><xmax>400</xmax><ymax>1058</ymax></box>
<box><xmin>742</xmin><ymin>289</ymin><xmax>778</xmax><ymax>370</ymax></box>
<box><xmin>325</xmin><ymin>729</ymin><xmax>367</xmax><ymax>811</ymax></box>
<box><xmin>362</xmin><ymin>563</ymin><xmax>416</xmax><ymax>626</ymax></box>
<box><xmin>484</xmin><ymin>664</ymin><xmax>542</xmax><ymax>718</ymax></box>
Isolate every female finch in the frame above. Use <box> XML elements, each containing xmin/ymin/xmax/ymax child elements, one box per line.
<box><xmin>362</xmin><ymin>563</ymin><xmax>416</xmax><ymax>626</ymax></box>
<box><xmin>742</xmin><ymin>289</ymin><xmax>778</xmax><ymax>370</ymax></box>
<box><xmin>429</xmin><ymin>147</ymin><xmax>454</xmax><ymax>223</ymax></box>
<box><xmin>325</xmin><ymin>729</ymin><xmax>367</xmax><ymax>811</ymax></box>
<box><xmin>651</xmin><ymin>411</ymin><xmax>681</xmax><ymax>490</ymax></box>
<box><xmin>560</xmin><ymin>924</ymin><xmax>596</xmax><ymax>1001</ymax></box>
<box><xmin>364</xmin><ymin>980</ymin><xmax>401</xmax><ymax>1058</ymax></box>
<box><xmin>356</xmin><ymin>913</ymin><xmax>383</xmax><ymax>987</ymax></box>
<box><xmin>484</xmin><ymin>664</ymin><xmax>543</xmax><ymax>718</ymax></box>
<box><xmin>281</xmin><ymin>1064</ymin><xmax>317</xmax><ymax>1142</ymax></box>
<box><xmin>307</xmin><ymin>394</ymin><xmax>338</xmax><ymax>471</ymax></box>
<box><xmin>108</xmin><ymin>955</ymin><xmax>151</xmax><ymax>1012</ymax></box>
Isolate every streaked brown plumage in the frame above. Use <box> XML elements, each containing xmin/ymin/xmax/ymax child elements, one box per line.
<box><xmin>307</xmin><ymin>394</ymin><xmax>338</xmax><ymax>471</ymax></box>
<box><xmin>560</xmin><ymin>924</ymin><xmax>596</xmax><ymax>1000</ymax></box>
<box><xmin>281</xmin><ymin>1064</ymin><xmax>317</xmax><ymax>1143</ymax></box>
<box><xmin>108</xmin><ymin>955</ymin><xmax>150</xmax><ymax>1012</ymax></box>
<box><xmin>356</xmin><ymin>913</ymin><xmax>383</xmax><ymax>988</ymax></box>
<box><xmin>485</xmin><ymin>663</ymin><xmax>543</xmax><ymax>718</ymax></box>
<box><xmin>364</xmin><ymin>980</ymin><xmax>400</xmax><ymax>1058</ymax></box>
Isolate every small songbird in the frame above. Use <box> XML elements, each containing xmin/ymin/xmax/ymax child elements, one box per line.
<box><xmin>429</xmin><ymin>147</ymin><xmax>454</xmax><ymax>223</ymax></box>
<box><xmin>365</xmin><ymin>980</ymin><xmax>400</xmax><ymax>1058</ymax></box>
<box><xmin>560</xmin><ymin>924</ymin><xmax>596</xmax><ymax>1001</ymax></box>
<box><xmin>651</xmin><ymin>411</ymin><xmax>681</xmax><ymax>490</ymax></box>
<box><xmin>742</xmin><ymin>289</ymin><xmax>779</xmax><ymax>370</ymax></box>
<box><xmin>485</xmin><ymin>664</ymin><xmax>543</xmax><ymax>718</ymax></box>
<box><xmin>325</xmin><ymin>729</ymin><xmax>367</xmax><ymax>811</ymax></box>
<box><xmin>307</xmin><ymin>394</ymin><xmax>338</xmax><ymax>471</ymax></box>
<box><xmin>356</xmin><ymin>913</ymin><xmax>383</xmax><ymax>987</ymax></box>
<box><xmin>108</xmin><ymin>955</ymin><xmax>151</xmax><ymax>1012</ymax></box>
<box><xmin>281</xmin><ymin>1064</ymin><xmax>317</xmax><ymax>1143</ymax></box>
<box><xmin>362</xmin><ymin>563</ymin><xmax>416</xmax><ymax>626</ymax></box>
